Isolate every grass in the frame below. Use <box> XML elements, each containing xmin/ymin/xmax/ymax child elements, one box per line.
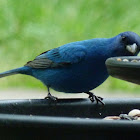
<box><xmin>0</xmin><ymin>0</ymin><xmax>140</xmax><ymax>92</ymax></box>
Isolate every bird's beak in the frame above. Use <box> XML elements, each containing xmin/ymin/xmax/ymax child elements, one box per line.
<box><xmin>126</xmin><ymin>43</ymin><xmax>138</xmax><ymax>54</ymax></box>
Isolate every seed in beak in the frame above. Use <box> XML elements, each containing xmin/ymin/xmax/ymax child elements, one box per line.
<box><xmin>126</xmin><ymin>43</ymin><xmax>137</xmax><ymax>54</ymax></box>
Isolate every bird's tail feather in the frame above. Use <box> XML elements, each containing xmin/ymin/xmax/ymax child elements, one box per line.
<box><xmin>0</xmin><ymin>67</ymin><xmax>25</xmax><ymax>78</ymax></box>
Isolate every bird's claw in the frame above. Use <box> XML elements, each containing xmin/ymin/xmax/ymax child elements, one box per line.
<box><xmin>44</xmin><ymin>93</ymin><xmax>58</xmax><ymax>101</ymax></box>
<box><xmin>88</xmin><ymin>93</ymin><xmax>105</xmax><ymax>105</ymax></box>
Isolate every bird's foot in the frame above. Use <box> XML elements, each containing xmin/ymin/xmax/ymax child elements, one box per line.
<box><xmin>86</xmin><ymin>92</ymin><xmax>105</xmax><ymax>105</ymax></box>
<box><xmin>44</xmin><ymin>92</ymin><xmax>58</xmax><ymax>101</ymax></box>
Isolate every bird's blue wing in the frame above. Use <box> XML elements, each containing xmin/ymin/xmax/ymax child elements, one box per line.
<box><xmin>25</xmin><ymin>45</ymin><xmax>86</xmax><ymax>69</ymax></box>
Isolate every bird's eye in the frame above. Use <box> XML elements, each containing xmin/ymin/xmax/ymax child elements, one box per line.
<box><xmin>121</xmin><ymin>36</ymin><xmax>127</xmax><ymax>42</ymax></box>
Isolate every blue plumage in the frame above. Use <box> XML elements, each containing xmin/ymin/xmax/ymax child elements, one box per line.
<box><xmin>0</xmin><ymin>31</ymin><xmax>140</xmax><ymax>103</ymax></box>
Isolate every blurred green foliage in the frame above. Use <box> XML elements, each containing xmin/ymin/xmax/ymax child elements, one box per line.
<box><xmin>0</xmin><ymin>0</ymin><xmax>140</xmax><ymax>92</ymax></box>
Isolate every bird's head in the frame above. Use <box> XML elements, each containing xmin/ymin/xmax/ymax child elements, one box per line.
<box><xmin>112</xmin><ymin>31</ymin><xmax>140</xmax><ymax>56</ymax></box>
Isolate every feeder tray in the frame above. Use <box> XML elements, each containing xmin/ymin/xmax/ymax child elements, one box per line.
<box><xmin>0</xmin><ymin>98</ymin><xmax>139</xmax><ymax>139</ymax></box>
<box><xmin>106</xmin><ymin>56</ymin><xmax>140</xmax><ymax>84</ymax></box>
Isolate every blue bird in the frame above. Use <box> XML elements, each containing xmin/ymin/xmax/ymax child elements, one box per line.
<box><xmin>0</xmin><ymin>31</ymin><xmax>140</xmax><ymax>104</ymax></box>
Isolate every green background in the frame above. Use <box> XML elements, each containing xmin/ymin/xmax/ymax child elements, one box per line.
<box><xmin>0</xmin><ymin>0</ymin><xmax>140</xmax><ymax>93</ymax></box>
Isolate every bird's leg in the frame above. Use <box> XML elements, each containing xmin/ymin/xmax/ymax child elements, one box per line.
<box><xmin>44</xmin><ymin>87</ymin><xmax>58</xmax><ymax>101</ymax></box>
<box><xmin>85</xmin><ymin>91</ymin><xmax>105</xmax><ymax>105</ymax></box>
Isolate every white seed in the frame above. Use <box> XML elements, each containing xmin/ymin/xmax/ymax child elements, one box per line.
<box><xmin>128</xmin><ymin>109</ymin><xmax>140</xmax><ymax>117</ymax></box>
<box><xmin>123</xmin><ymin>59</ymin><xmax>129</xmax><ymax>62</ymax></box>
<box><xmin>103</xmin><ymin>116</ymin><xmax>120</xmax><ymax>120</ymax></box>
<box><xmin>85</xmin><ymin>118</ymin><xmax>90</xmax><ymax>119</ymax></box>
<box><xmin>131</xmin><ymin>59</ymin><xmax>138</xmax><ymax>62</ymax></box>
<box><xmin>136</xmin><ymin>117</ymin><xmax>140</xmax><ymax>121</ymax></box>
<box><xmin>103</xmin><ymin>118</ymin><xmax>114</xmax><ymax>120</ymax></box>
<box><xmin>117</xmin><ymin>58</ymin><xmax>122</xmax><ymax>61</ymax></box>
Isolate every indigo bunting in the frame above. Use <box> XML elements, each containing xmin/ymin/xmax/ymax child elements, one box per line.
<box><xmin>0</xmin><ymin>31</ymin><xmax>140</xmax><ymax>104</ymax></box>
